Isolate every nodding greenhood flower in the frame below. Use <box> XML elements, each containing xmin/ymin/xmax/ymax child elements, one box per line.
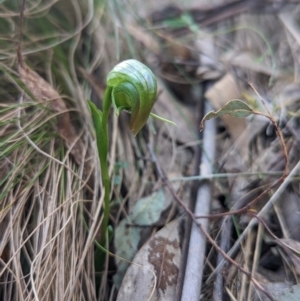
<box><xmin>88</xmin><ymin>59</ymin><xmax>175</xmax><ymax>250</ymax></box>
<box><xmin>106</xmin><ymin>59</ymin><xmax>158</xmax><ymax>136</ymax></box>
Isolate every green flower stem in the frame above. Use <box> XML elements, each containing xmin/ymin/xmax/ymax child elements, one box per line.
<box><xmin>88</xmin><ymin>59</ymin><xmax>175</xmax><ymax>250</ymax></box>
<box><xmin>99</xmin><ymin>87</ymin><xmax>112</xmax><ymax>247</ymax></box>
<box><xmin>89</xmin><ymin>89</ymin><xmax>112</xmax><ymax>247</ymax></box>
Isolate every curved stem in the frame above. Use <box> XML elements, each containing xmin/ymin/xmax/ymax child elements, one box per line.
<box><xmin>89</xmin><ymin>60</ymin><xmax>165</xmax><ymax>250</ymax></box>
<box><xmin>88</xmin><ymin>87</ymin><xmax>113</xmax><ymax>248</ymax></box>
<box><xmin>99</xmin><ymin>87</ymin><xmax>112</xmax><ymax>247</ymax></box>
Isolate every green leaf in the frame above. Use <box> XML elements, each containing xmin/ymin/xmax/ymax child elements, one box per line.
<box><xmin>150</xmin><ymin>112</ymin><xmax>177</xmax><ymax>126</ymax></box>
<box><xmin>200</xmin><ymin>100</ymin><xmax>254</xmax><ymax>131</ymax></box>
<box><xmin>162</xmin><ymin>18</ymin><xmax>187</xmax><ymax>29</ymax></box>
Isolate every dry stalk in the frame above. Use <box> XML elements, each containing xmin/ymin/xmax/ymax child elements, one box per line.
<box><xmin>147</xmin><ymin>144</ymin><xmax>275</xmax><ymax>301</ymax></box>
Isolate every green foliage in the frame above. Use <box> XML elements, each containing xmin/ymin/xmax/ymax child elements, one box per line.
<box><xmin>89</xmin><ymin>59</ymin><xmax>176</xmax><ymax>256</ymax></box>
<box><xmin>200</xmin><ymin>100</ymin><xmax>254</xmax><ymax>131</ymax></box>
<box><xmin>88</xmin><ymin>59</ymin><xmax>160</xmax><ymax>250</ymax></box>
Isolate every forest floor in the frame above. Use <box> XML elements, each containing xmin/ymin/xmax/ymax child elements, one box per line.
<box><xmin>1</xmin><ymin>1</ymin><xmax>300</xmax><ymax>300</ymax></box>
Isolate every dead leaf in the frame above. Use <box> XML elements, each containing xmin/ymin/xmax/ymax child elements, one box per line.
<box><xmin>148</xmin><ymin>236</ymin><xmax>179</xmax><ymax>295</ymax></box>
<box><xmin>154</xmin><ymin>79</ymin><xmax>197</xmax><ymax>144</ymax></box>
<box><xmin>254</xmin><ymin>282</ymin><xmax>294</xmax><ymax>301</ymax></box>
<box><xmin>113</xmin><ymin>189</ymin><xmax>172</xmax><ymax>289</ymax></box>
<box><xmin>278</xmin><ymin>192</ymin><xmax>300</xmax><ymax>241</ymax></box>
<box><xmin>116</xmin><ymin>219</ymin><xmax>182</xmax><ymax>301</ymax></box>
<box><xmin>278</xmin><ymin>238</ymin><xmax>300</xmax><ymax>275</ymax></box>
<box><xmin>223</xmin><ymin>51</ymin><xmax>279</xmax><ymax>77</ymax></box>
<box><xmin>272</xmin><ymin>284</ymin><xmax>300</xmax><ymax>301</ymax></box>
<box><xmin>18</xmin><ymin>63</ymin><xmax>84</xmax><ymax>165</ymax></box>
<box><xmin>195</xmin><ymin>33</ymin><xmax>223</xmax><ymax>80</ymax></box>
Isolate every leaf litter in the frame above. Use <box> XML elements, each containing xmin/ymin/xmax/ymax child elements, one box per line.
<box><xmin>1</xmin><ymin>1</ymin><xmax>300</xmax><ymax>301</ymax></box>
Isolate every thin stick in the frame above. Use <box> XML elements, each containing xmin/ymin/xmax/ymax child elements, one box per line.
<box><xmin>207</xmin><ymin>160</ymin><xmax>300</xmax><ymax>283</ymax></box>
<box><xmin>147</xmin><ymin>144</ymin><xmax>275</xmax><ymax>301</ymax></box>
<box><xmin>195</xmin><ymin>177</ymin><xmax>282</xmax><ymax>218</ymax></box>
<box><xmin>195</xmin><ymin>84</ymin><xmax>289</xmax><ymax>219</ymax></box>
<box><xmin>249</xmin><ymin>82</ymin><xmax>289</xmax><ymax>177</ymax></box>
<box><xmin>248</xmin><ymin>82</ymin><xmax>272</xmax><ymax>116</ymax></box>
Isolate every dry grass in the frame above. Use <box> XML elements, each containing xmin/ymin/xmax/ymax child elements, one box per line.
<box><xmin>1</xmin><ymin>0</ymin><xmax>300</xmax><ymax>301</ymax></box>
<box><xmin>0</xmin><ymin>1</ymin><xmax>107</xmax><ymax>300</ymax></box>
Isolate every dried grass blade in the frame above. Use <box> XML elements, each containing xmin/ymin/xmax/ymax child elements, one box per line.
<box><xmin>18</xmin><ymin>63</ymin><xmax>84</xmax><ymax>165</ymax></box>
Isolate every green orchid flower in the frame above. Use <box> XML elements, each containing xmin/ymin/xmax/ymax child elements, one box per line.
<box><xmin>107</xmin><ymin>59</ymin><xmax>157</xmax><ymax>136</ymax></box>
<box><xmin>88</xmin><ymin>59</ymin><xmax>175</xmax><ymax>250</ymax></box>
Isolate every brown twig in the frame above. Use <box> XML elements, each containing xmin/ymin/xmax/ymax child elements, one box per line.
<box><xmin>249</xmin><ymin>82</ymin><xmax>289</xmax><ymax>178</ymax></box>
<box><xmin>196</xmin><ymin>84</ymin><xmax>289</xmax><ymax>219</ymax></box>
<box><xmin>248</xmin><ymin>212</ymin><xmax>300</xmax><ymax>257</ymax></box>
<box><xmin>195</xmin><ymin>177</ymin><xmax>282</xmax><ymax>218</ymax></box>
<box><xmin>147</xmin><ymin>144</ymin><xmax>275</xmax><ymax>301</ymax></box>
